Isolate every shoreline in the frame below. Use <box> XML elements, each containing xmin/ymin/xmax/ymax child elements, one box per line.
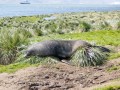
<box><xmin>0</xmin><ymin>4</ymin><xmax>120</xmax><ymax>17</ymax></box>
<box><xmin>0</xmin><ymin>10</ymin><xmax>120</xmax><ymax>18</ymax></box>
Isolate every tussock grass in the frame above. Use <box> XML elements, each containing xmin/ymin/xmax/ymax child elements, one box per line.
<box><xmin>0</xmin><ymin>30</ymin><xmax>29</xmax><ymax>65</ymax></box>
<box><xmin>117</xmin><ymin>21</ymin><xmax>120</xmax><ymax>30</ymax></box>
<box><xmin>16</xmin><ymin>54</ymin><xmax>57</xmax><ymax>65</ymax></box>
<box><xmin>79</xmin><ymin>21</ymin><xmax>91</xmax><ymax>32</ymax></box>
<box><xmin>71</xmin><ymin>46</ymin><xmax>109</xmax><ymax>67</ymax></box>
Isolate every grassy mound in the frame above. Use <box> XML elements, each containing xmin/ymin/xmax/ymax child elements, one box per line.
<box><xmin>71</xmin><ymin>46</ymin><xmax>109</xmax><ymax>67</ymax></box>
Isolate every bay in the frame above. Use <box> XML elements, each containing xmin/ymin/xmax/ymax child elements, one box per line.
<box><xmin>0</xmin><ymin>4</ymin><xmax>120</xmax><ymax>17</ymax></box>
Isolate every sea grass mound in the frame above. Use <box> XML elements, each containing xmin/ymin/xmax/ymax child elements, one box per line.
<box><xmin>71</xmin><ymin>46</ymin><xmax>110</xmax><ymax>67</ymax></box>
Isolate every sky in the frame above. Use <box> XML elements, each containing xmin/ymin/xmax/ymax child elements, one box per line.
<box><xmin>0</xmin><ymin>0</ymin><xmax>120</xmax><ymax>4</ymax></box>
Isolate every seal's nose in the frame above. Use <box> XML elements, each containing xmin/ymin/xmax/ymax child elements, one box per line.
<box><xmin>23</xmin><ymin>50</ymin><xmax>29</xmax><ymax>58</ymax></box>
<box><xmin>24</xmin><ymin>51</ymin><xmax>29</xmax><ymax>58</ymax></box>
<box><xmin>24</xmin><ymin>54</ymin><xmax>28</xmax><ymax>58</ymax></box>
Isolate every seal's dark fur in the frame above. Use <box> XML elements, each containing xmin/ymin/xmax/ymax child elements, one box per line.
<box><xmin>25</xmin><ymin>40</ymin><xmax>92</xmax><ymax>61</ymax></box>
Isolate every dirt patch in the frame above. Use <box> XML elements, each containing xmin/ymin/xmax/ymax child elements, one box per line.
<box><xmin>0</xmin><ymin>58</ymin><xmax>120</xmax><ymax>90</ymax></box>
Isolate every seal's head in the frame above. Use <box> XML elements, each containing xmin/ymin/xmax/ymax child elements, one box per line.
<box><xmin>24</xmin><ymin>50</ymin><xmax>35</xmax><ymax>58</ymax></box>
<box><xmin>72</xmin><ymin>40</ymin><xmax>92</xmax><ymax>53</ymax></box>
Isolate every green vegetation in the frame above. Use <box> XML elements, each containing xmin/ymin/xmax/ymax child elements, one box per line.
<box><xmin>45</xmin><ymin>30</ymin><xmax>120</xmax><ymax>46</ymax></box>
<box><xmin>0</xmin><ymin>11</ymin><xmax>120</xmax><ymax>73</ymax></box>
<box><xmin>107</xmin><ymin>65</ymin><xmax>120</xmax><ymax>72</ymax></box>
<box><xmin>117</xmin><ymin>21</ymin><xmax>120</xmax><ymax>30</ymax></box>
<box><xmin>0</xmin><ymin>63</ymin><xmax>32</xmax><ymax>73</ymax></box>
<box><xmin>0</xmin><ymin>30</ymin><xmax>119</xmax><ymax>72</ymax></box>
<box><xmin>0</xmin><ymin>30</ymin><xmax>29</xmax><ymax>65</ymax></box>
<box><xmin>0</xmin><ymin>11</ymin><xmax>120</xmax><ymax>35</ymax></box>
<box><xmin>0</xmin><ymin>56</ymin><xmax>57</xmax><ymax>73</ymax></box>
<box><xmin>71</xmin><ymin>47</ymin><xmax>108</xmax><ymax>67</ymax></box>
<box><xmin>108</xmin><ymin>52</ymin><xmax>120</xmax><ymax>60</ymax></box>
<box><xmin>79</xmin><ymin>21</ymin><xmax>91</xmax><ymax>32</ymax></box>
<box><xmin>94</xmin><ymin>84</ymin><xmax>120</xmax><ymax>90</ymax></box>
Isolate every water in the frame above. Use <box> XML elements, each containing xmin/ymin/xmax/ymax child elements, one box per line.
<box><xmin>0</xmin><ymin>4</ymin><xmax>120</xmax><ymax>17</ymax></box>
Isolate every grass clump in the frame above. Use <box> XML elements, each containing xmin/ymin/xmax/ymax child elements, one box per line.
<box><xmin>71</xmin><ymin>46</ymin><xmax>109</xmax><ymax>67</ymax></box>
<box><xmin>79</xmin><ymin>21</ymin><xmax>91</xmax><ymax>32</ymax></box>
<box><xmin>94</xmin><ymin>85</ymin><xmax>120</xmax><ymax>90</ymax></box>
<box><xmin>0</xmin><ymin>30</ymin><xmax>29</xmax><ymax>65</ymax></box>
<box><xmin>16</xmin><ymin>54</ymin><xmax>57</xmax><ymax>65</ymax></box>
<box><xmin>107</xmin><ymin>65</ymin><xmax>120</xmax><ymax>72</ymax></box>
<box><xmin>117</xmin><ymin>21</ymin><xmax>120</xmax><ymax>30</ymax></box>
<box><xmin>100</xmin><ymin>21</ymin><xmax>112</xmax><ymax>30</ymax></box>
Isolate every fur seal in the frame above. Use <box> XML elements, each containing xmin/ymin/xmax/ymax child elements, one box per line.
<box><xmin>24</xmin><ymin>40</ymin><xmax>92</xmax><ymax>61</ymax></box>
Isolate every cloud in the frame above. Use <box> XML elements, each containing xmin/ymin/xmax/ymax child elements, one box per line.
<box><xmin>0</xmin><ymin>0</ymin><xmax>19</xmax><ymax>4</ymax></box>
<box><xmin>111</xmin><ymin>1</ymin><xmax>120</xmax><ymax>4</ymax></box>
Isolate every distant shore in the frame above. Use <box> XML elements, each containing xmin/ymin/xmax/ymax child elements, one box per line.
<box><xmin>0</xmin><ymin>4</ymin><xmax>120</xmax><ymax>17</ymax></box>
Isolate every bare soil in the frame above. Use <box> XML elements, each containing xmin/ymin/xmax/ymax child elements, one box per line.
<box><xmin>0</xmin><ymin>58</ymin><xmax>120</xmax><ymax>90</ymax></box>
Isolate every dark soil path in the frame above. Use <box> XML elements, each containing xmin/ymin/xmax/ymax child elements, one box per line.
<box><xmin>0</xmin><ymin>58</ymin><xmax>120</xmax><ymax>90</ymax></box>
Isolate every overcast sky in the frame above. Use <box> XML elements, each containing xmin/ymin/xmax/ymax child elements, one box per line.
<box><xmin>0</xmin><ymin>0</ymin><xmax>120</xmax><ymax>4</ymax></box>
